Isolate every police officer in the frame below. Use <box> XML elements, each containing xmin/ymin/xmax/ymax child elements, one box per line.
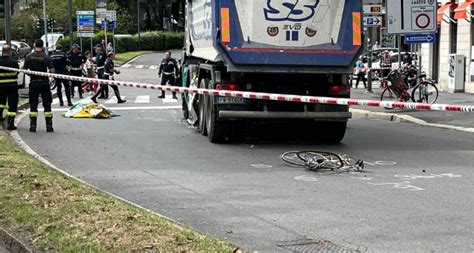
<box><xmin>91</xmin><ymin>51</ymin><xmax>126</xmax><ymax>104</ymax></box>
<box><xmin>158</xmin><ymin>51</ymin><xmax>179</xmax><ymax>99</ymax></box>
<box><xmin>50</xmin><ymin>45</ymin><xmax>72</xmax><ymax>107</ymax></box>
<box><xmin>94</xmin><ymin>44</ymin><xmax>109</xmax><ymax>99</ymax></box>
<box><xmin>0</xmin><ymin>45</ymin><xmax>20</xmax><ymax>130</ymax></box>
<box><xmin>67</xmin><ymin>44</ymin><xmax>86</xmax><ymax>99</ymax></box>
<box><xmin>23</xmin><ymin>39</ymin><xmax>55</xmax><ymax>133</ymax></box>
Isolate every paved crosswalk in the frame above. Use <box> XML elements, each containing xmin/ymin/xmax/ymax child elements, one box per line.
<box><xmin>52</xmin><ymin>94</ymin><xmax>179</xmax><ymax>107</ymax></box>
<box><xmin>120</xmin><ymin>64</ymin><xmax>160</xmax><ymax>70</ymax></box>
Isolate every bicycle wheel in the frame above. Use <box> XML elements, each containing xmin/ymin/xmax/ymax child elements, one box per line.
<box><xmin>281</xmin><ymin>151</ymin><xmax>307</xmax><ymax>167</ymax></box>
<box><xmin>297</xmin><ymin>151</ymin><xmax>344</xmax><ymax>169</ymax></box>
<box><xmin>380</xmin><ymin>87</ymin><xmax>398</xmax><ymax>109</ymax></box>
<box><xmin>411</xmin><ymin>82</ymin><xmax>439</xmax><ymax>104</ymax></box>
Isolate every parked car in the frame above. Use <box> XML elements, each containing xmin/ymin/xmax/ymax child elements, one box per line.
<box><xmin>0</xmin><ymin>40</ymin><xmax>31</xmax><ymax>59</ymax></box>
<box><xmin>41</xmin><ymin>33</ymin><xmax>64</xmax><ymax>52</ymax></box>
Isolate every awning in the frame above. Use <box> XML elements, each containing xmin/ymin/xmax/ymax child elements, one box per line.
<box><xmin>437</xmin><ymin>2</ymin><xmax>455</xmax><ymax>23</ymax></box>
<box><xmin>454</xmin><ymin>1</ymin><xmax>473</xmax><ymax>20</ymax></box>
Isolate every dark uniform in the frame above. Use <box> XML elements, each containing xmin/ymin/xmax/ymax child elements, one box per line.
<box><xmin>67</xmin><ymin>49</ymin><xmax>86</xmax><ymax>98</ymax></box>
<box><xmin>0</xmin><ymin>56</ymin><xmax>20</xmax><ymax>130</ymax></box>
<box><xmin>23</xmin><ymin>50</ymin><xmax>55</xmax><ymax>132</ymax></box>
<box><xmin>95</xmin><ymin>50</ymin><xmax>108</xmax><ymax>98</ymax></box>
<box><xmin>91</xmin><ymin>56</ymin><xmax>125</xmax><ymax>104</ymax></box>
<box><xmin>50</xmin><ymin>49</ymin><xmax>72</xmax><ymax>106</ymax></box>
<box><xmin>158</xmin><ymin>57</ymin><xmax>179</xmax><ymax>99</ymax></box>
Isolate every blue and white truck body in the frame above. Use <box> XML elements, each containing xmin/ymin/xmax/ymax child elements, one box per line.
<box><xmin>183</xmin><ymin>0</ymin><xmax>364</xmax><ymax>143</ymax></box>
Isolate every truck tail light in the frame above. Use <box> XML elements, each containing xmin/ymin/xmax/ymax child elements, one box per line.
<box><xmin>329</xmin><ymin>85</ymin><xmax>350</xmax><ymax>96</ymax></box>
<box><xmin>216</xmin><ymin>84</ymin><xmax>240</xmax><ymax>91</ymax></box>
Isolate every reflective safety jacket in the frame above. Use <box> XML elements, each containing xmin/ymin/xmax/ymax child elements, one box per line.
<box><xmin>0</xmin><ymin>56</ymin><xmax>19</xmax><ymax>88</ymax></box>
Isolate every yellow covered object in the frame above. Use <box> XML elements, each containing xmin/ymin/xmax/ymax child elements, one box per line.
<box><xmin>62</xmin><ymin>103</ymin><xmax>117</xmax><ymax>119</ymax></box>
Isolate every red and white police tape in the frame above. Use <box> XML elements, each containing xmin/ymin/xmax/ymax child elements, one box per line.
<box><xmin>1</xmin><ymin>66</ymin><xmax>473</xmax><ymax>112</ymax></box>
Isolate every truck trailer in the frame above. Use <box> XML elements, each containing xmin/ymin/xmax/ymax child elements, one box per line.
<box><xmin>182</xmin><ymin>0</ymin><xmax>364</xmax><ymax>143</ymax></box>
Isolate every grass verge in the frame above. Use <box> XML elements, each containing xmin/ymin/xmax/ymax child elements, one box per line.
<box><xmin>0</xmin><ymin>132</ymin><xmax>234</xmax><ymax>252</ymax></box>
<box><xmin>115</xmin><ymin>51</ymin><xmax>155</xmax><ymax>65</ymax></box>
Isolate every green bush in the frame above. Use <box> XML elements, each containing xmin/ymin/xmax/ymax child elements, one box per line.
<box><xmin>58</xmin><ymin>31</ymin><xmax>184</xmax><ymax>53</ymax></box>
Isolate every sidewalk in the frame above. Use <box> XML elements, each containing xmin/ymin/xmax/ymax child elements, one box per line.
<box><xmin>350</xmin><ymin>84</ymin><xmax>474</xmax><ymax>129</ymax></box>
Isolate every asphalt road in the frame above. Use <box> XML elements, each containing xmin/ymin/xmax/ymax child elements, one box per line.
<box><xmin>15</xmin><ymin>54</ymin><xmax>474</xmax><ymax>252</ymax></box>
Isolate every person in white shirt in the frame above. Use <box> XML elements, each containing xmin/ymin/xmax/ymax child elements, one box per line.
<box><xmin>372</xmin><ymin>41</ymin><xmax>381</xmax><ymax>50</ymax></box>
<box><xmin>83</xmin><ymin>51</ymin><xmax>95</xmax><ymax>94</ymax></box>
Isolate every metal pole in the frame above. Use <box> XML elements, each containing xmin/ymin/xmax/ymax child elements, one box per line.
<box><xmin>104</xmin><ymin>19</ymin><xmax>108</xmax><ymax>48</ymax></box>
<box><xmin>90</xmin><ymin>37</ymin><xmax>93</xmax><ymax>55</ymax></box>
<box><xmin>4</xmin><ymin>0</ymin><xmax>11</xmax><ymax>45</ymax></box>
<box><xmin>80</xmin><ymin>36</ymin><xmax>83</xmax><ymax>51</ymax></box>
<box><xmin>67</xmin><ymin>0</ymin><xmax>73</xmax><ymax>50</ymax></box>
<box><xmin>367</xmin><ymin>28</ymin><xmax>373</xmax><ymax>93</ymax></box>
<box><xmin>418</xmin><ymin>44</ymin><xmax>422</xmax><ymax>86</ymax></box>
<box><xmin>137</xmin><ymin>0</ymin><xmax>141</xmax><ymax>50</ymax></box>
<box><xmin>112</xmin><ymin>29</ymin><xmax>116</xmax><ymax>52</ymax></box>
<box><xmin>398</xmin><ymin>35</ymin><xmax>402</xmax><ymax>69</ymax></box>
<box><xmin>42</xmin><ymin>0</ymin><xmax>48</xmax><ymax>51</ymax></box>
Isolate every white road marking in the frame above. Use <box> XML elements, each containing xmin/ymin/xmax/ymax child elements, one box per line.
<box><xmin>106</xmin><ymin>96</ymin><xmax>126</xmax><ymax>104</ymax></box>
<box><xmin>163</xmin><ymin>95</ymin><xmax>178</xmax><ymax>103</ymax></box>
<box><xmin>135</xmin><ymin>65</ymin><xmax>144</xmax><ymax>69</ymax></box>
<box><xmin>52</xmin><ymin>98</ymin><xmax>60</xmax><ymax>105</ymax></box>
<box><xmin>149</xmin><ymin>65</ymin><xmax>159</xmax><ymax>70</ymax></box>
<box><xmin>122</xmin><ymin>64</ymin><xmax>131</xmax><ymax>68</ymax></box>
<box><xmin>134</xmin><ymin>95</ymin><xmax>150</xmax><ymax>104</ymax></box>
<box><xmin>45</xmin><ymin>105</ymin><xmax>181</xmax><ymax>112</ymax></box>
<box><xmin>76</xmin><ymin>96</ymin><xmax>93</xmax><ymax>104</ymax></box>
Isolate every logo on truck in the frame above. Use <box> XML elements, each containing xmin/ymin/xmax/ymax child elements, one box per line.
<box><xmin>264</xmin><ymin>0</ymin><xmax>320</xmax><ymax>22</ymax></box>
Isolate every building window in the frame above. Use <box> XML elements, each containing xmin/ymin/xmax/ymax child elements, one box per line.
<box><xmin>450</xmin><ymin>20</ymin><xmax>458</xmax><ymax>54</ymax></box>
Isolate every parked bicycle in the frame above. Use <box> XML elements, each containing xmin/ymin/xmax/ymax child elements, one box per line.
<box><xmin>380</xmin><ymin>67</ymin><xmax>438</xmax><ymax>109</ymax></box>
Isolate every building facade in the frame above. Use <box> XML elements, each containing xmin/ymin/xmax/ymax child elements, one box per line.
<box><xmin>422</xmin><ymin>0</ymin><xmax>474</xmax><ymax>93</ymax></box>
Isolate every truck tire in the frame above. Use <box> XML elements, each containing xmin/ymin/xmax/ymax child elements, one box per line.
<box><xmin>206</xmin><ymin>94</ymin><xmax>228</xmax><ymax>143</ymax></box>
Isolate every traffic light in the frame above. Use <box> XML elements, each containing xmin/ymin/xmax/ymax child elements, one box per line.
<box><xmin>36</xmin><ymin>18</ymin><xmax>45</xmax><ymax>30</ymax></box>
<box><xmin>0</xmin><ymin>0</ymin><xmax>5</xmax><ymax>19</ymax></box>
<box><xmin>47</xmin><ymin>18</ymin><xmax>56</xmax><ymax>32</ymax></box>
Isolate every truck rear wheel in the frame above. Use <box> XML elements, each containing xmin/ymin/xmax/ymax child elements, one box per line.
<box><xmin>206</xmin><ymin>95</ymin><xmax>228</xmax><ymax>143</ymax></box>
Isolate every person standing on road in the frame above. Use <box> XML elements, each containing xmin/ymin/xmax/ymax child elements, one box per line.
<box><xmin>158</xmin><ymin>51</ymin><xmax>179</xmax><ymax>99</ymax></box>
<box><xmin>67</xmin><ymin>44</ymin><xmax>86</xmax><ymax>99</ymax></box>
<box><xmin>354</xmin><ymin>56</ymin><xmax>366</xmax><ymax>89</ymax></box>
<box><xmin>94</xmin><ymin>44</ymin><xmax>109</xmax><ymax>99</ymax></box>
<box><xmin>0</xmin><ymin>45</ymin><xmax>20</xmax><ymax>130</ymax></box>
<box><xmin>23</xmin><ymin>39</ymin><xmax>55</xmax><ymax>133</ymax></box>
<box><xmin>380</xmin><ymin>50</ymin><xmax>392</xmax><ymax>82</ymax></box>
<box><xmin>50</xmin><ymin>45</ymin><xmax>72</xmax><ymax>107</ymax></box>
<box><xmin>91</xmin><ymin>51</ymin><xmax>126</xmax><ymax>104</ymax></box>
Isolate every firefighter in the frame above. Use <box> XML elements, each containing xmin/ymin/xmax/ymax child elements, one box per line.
<box><xmin>94</xmin><ymin>44</ymin><xmax>109</xmax><ymax>99</ymax></box>
<box><xmin>158</xmin><ymin>51</ymin><xmax>179</xmax><ymax>99</ymax></box>
<box><xmin>50</xmin><ymin>45</ymin><xmax>72</xmax><ymax>106</ymax></box>
<box><xmin>67</xmin><ymin>44</ymin><xmax>86</xmax><ymax>99</ymax></box>
<box><xmin>0</xmin><ymin>45</ymin><xmax>20</xmax><ymax>130</ymax></box>
<box><xmin>91</xmin><ymin>51</ymin><xmax>126</xmax><ymax>104</ymax></box>
<box><xmin>23</xmin><ymin>39</ymin><xmax>55</xmax><ymax>133</ymax></box>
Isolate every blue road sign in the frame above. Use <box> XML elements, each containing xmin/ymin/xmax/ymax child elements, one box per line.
<box><xmin>404</xmin><ymin>33</ymin><xmax>436</xmax><ymax>44</ymax></box>
<box><xmin>101</xmin><ymin>20</ymin><xmax>117</xmax><ymax>30</ymax></box>
<box><xmin>77</xmin><ymin>11</ymin><xmax>95</xmax><ymax>37</ymax></box>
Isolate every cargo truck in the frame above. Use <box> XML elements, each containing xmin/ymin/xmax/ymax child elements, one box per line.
<box><xmin>181</xmin><ymin>0</ymin><xmax>364</xmax><ymax>143</ymax></box>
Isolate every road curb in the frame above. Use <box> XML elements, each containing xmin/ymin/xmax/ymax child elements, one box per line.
<box><xmin>0</xmin><ymin>226</ymin><xmax>32</xmax><ymax>253</ymax></box>
<box><xmin>350</xmin><ymin>108</ymin><xmax>474</xmax><ymax>133</ymax></box>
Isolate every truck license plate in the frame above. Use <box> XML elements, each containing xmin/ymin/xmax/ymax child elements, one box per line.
<box><xmin>216</xmin><ymin>97</ymin><xmax>246</xmax><ymax>104</ymax></box>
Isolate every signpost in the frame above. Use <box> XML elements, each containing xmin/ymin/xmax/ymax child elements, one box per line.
<box><xmin>96</xmin><ymin>10</ymin><xmax>117</xmax><ymax>51</ymax></box>
<box><xmin>404</xmin><ymin>33</ymin><xmax>436</xmax><ymax>44</ymax></box>
<box><xmin>77</xmin><ymin>11</ymin><xmax>95</xmax><ymax>38</ymax></box>
<box><xmin>364</xmin><ymin>16</ymin><xmax>382</xmax><ymax>27</ymax></box>
<box><xmin>386</xmin><ymin>0</ymin><xmax>437</xmax><ymax>34</ymax></box>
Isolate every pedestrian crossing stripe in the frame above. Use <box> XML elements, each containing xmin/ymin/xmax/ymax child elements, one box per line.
<box><xmin>134</xmin><ymin>95</ymin><xmax>150</xmax><ymax>104</ymax></box>
<box><xmin>106</xmin><ymin>96</ymin><xmax>127</xmax><ymax>104</ymax></box>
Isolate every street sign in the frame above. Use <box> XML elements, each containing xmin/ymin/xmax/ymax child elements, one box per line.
<box><xmin>96</xmin><ymin>10</ymin><xmax>116</xmax><ymax>24</ymax></box>
<box><xmin>387</xmin><ymin>0</ymin><xmax>437</xmax><ymax>34</ymax></box>
<box><xmin>364</xmin><ymin>16</ymin><xmax>382</xmax><ymax>27</ymax></box>
<box><xmin>101</xmin><ymin>20</ymin><xmax>117</xmax><ymax>30</ymax></box>
<box><xmin>404</xmin><ymin>33</ymin><xmax>436</xmax><ymax>44</ymax></box>
<box><xmin>363</xmin><ymin>4</ymin><xmax>383</xmax><ymax>15</ymax></box>
<box><xmin>77</xmin><ymin>11</ymin><xmax>95</xmax><ymax>38</ymax></box>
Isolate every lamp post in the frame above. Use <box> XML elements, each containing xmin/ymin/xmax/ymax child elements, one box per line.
<box><xmin>67</xmin><ymin>0</ymin><xmax>73</xmax><ymax>50</ymax></box>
